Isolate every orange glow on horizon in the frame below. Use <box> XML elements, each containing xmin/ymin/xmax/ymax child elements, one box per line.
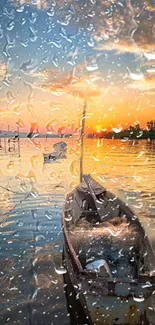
<box><xmin>0</xmin><ymin>83</ymin><xmax>154</xmax><ymax>132</ymax></box>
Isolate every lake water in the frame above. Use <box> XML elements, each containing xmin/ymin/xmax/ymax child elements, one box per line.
<box><xmin>0</xmin><ymin>138</ymin><xmax>155</xmax><ymax>325</ymax></box>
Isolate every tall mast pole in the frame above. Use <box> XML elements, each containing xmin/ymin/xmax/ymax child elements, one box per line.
<box><xmin>80</xmin><ymin>100</ymin><xmax>86</xmax><ymax>183</ymax></box>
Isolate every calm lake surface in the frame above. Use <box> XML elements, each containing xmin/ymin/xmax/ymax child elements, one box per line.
<box><xmin>0</xmin><ymin>138</ymin><xmax>155</xmax><ymax>325</ymax></box>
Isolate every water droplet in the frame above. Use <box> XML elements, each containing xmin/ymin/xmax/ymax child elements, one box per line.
<box><xmin>3</xmin><ymin>36</ymin><xmax>15</xmax><ymax>58</ymax></box>
<box><xmin>47</xmin><ymin>8</ymin><xmax>55</xmax><ymax>17</ymax></box>
<box><xmin>16</xmin><ymin>118</ymin><xmax>24</xmax><ymax>128</ymax></box>
<box><xmin>133</xmin><ymin>296</ymin><xmax>145</xmax><ymax>302</ymax></box>
<box><xmin>52</xmin><ymin>54</ymin><xmax>59</xmax><ymax>67</ymax></box>
<box><xmin>86</xmin><ymin>64</ymin><xmax>98</xmax><ymax>72</ymax></box>
<box><xmin>16</xmin><ymin>5</ymin><xmax>25</xmax><ymax>13</ymax></box>
<box><xmin>136</xmin><ymin>151</ymin><xmax>144</xmax><ymax>158</ymax></box>
<box><xmin>112</xmin><ymin>126</ymin><xmax>123</xmax><ymax>133</ymax></box>
<box><xmin>30</xmin><ymin>190</ymin><xmax>38</xmax><ymax>198</ymax></box>
<box><xmin>20</xmin><ymin>181</ymin><xmax>28</xmax><ymax>192</ymax></box>
<box><xmin>142</xmin><ymin>282</ymin><xmax>152</xmax><ymax>288</ymax></box>
<box><xmin>29</xmin><ymin>26</ymin><xmax>38</xmax><ymax>43</ymax></box>
<box><xmin>69</xmin><ymin>181</ymin><xmax>77</xmax><ymax>190</ymax></box>
<box><xmin>32</xmin><ymin>288</ymin><xmax>40</xmax><ymax>299</ymax></box>
<box><xmin>30</xmin><ymin>155</ymin><xmax>39</xmax><ymax>168</ymax></box>
<box><xmin>20</xmin><ymin>40</ymin><xmax>29</xmax><ymax>48</ymax></box>
<box><xmin>29</xmin><ymin>12</ymin><xmax>37</xmax><ymax>24</ymax></box>
<box><xmin>35</xmin><ymin>235</ymin><xmax>45</xmax><ymax>241</ymax></box>
<box><xmin>20</xmin><ymin>59</ymin><xmax>38</xmax><ymax>75</ymax></box>
<box><xmin>48</xmin><ymin>40</ymin><xmax>61</xmax><ymax>48</ymax></box>
<box><xmin>87</xmin><ymin>37</ymin><xmax>95</xmax><ymax>48</ymax></box>
<box><xmin>13</xmin><ymin>231</ymin><xmax>20</xmax><ymax>237</ymax></box>
<box><xmin>7</xmin><ymin>161</ymin><xmax>14</xmax><ymax>171</ymax></box>
<box><xmin>10</xmin><ymin>287</ymin><xmax>18</xmax><ymax>291</ymax></box>
<box><xmin>136</xmin><ymin>131</ymin><xmax>143</xmax><ymax>138</ymax></box>
<box><xmin>55</xmin><ymin>266</ymin><xmax>67</xmax><ymax>275</ymax></box>
<box><xmin>13</xmin><ymin>104</ymin><xmax>22</xmax><ymax>115</ymax></box>
<box><xmin>57</xmin><ymin>15</ymin><xmax>72</xmax><ymax>26</ymax></box>
<box><xmin>3</xmin><ymin>7</ymin><xmax>15</xmax><ymax>19</ymax></box>
<box><xmin>17</xmin><ymin>220</ymin><xmax>24</xmax><ymax>227</ymax></box>
<box><xmin>97</xmin><ymin>175</ymin><xmax>105</xmax><ymax>183</ymax></box>
<box><xmin>36</xmin><ymin>220</ymin><xmax>42</xmax><ymax>232</ymax></box>
<box><xmin>127</xmin><ymin>68</ymin><xmax>143</xmax><ymax>81</ymax></box>
<box><xmin>6</xmin><ymin>90</ymin><xmax>15</xmax><ymax>100</ymax></box>
<box><xmin>0</xmin><ymin>28</ymin><xmax>3</xmax><ymax>38</ymax></box>
<box><xmin>44</xmin><ymin>211</ymin><xmax>53</xmax><ymax>220</ymax></box>
<box><xmin>65</xmin><ymin>214</ymin><xmax>72</xmax><ymax>222</ymax></box>
<box><xmin>21</xmin><ymin>17</ymin><xmax>26</xmax><ymax>25</ymax></box>
<box><xmin>70</xmin><ymin>160</ymin><xmax>79</xmax><ymax>177</ymax></box>
<box><xmin>31</xmin><ymin>209</ymin><xmax>37</xmax><ymax>219</ymax></box>
<box><xmin>92</xmin><ymin>153</ymin><xmax>99</xmax><ymax>161</ymax></box>
<box><xmin>7</xmin><ymin>21</ymin><xmax>15</xmax><ymax>31</ymax></box>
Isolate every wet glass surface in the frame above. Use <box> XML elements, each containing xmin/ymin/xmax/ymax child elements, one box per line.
<box><xmin>0</xmin><ymin>0</ymin><xmax>155</xmax><ymax>323</ymax></box>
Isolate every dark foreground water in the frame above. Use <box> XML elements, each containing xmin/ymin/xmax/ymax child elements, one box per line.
<box><xmin>0</xmin><ymin>191</ymin><xmax>69</xmax><ymax>325</ymax></box>
<box><xmin>0</xmin><ymin>139</ymin><xmax>155</xmax><ymax>324</ymax></box>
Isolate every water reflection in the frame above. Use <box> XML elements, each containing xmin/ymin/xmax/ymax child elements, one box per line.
<box><xmin>128</xmin><ymin>139</ymin><xmax>140</xmax><ymax>146</ymax></box>
<box><xmin>0</xmin><ymin>139</ymin><xmax>155</xmax><ymax>324</ymax></box>
<box><xmin>0</xmin><ymin>245</ymin><xmax>69</xmax><ymax>325</ymax></box>
<box><xmin>146</xmin><ymin>140</ymin><xmax>155</xmax><ymax>157</ymax></box>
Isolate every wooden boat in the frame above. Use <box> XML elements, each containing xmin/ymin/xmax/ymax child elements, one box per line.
<box><xmin>62</xmin><ymin>103</ymin><xmax>155</xmax><ymax>325</ymax></box>
<box><xmin>43</xmin><ymin>141</ymin><xmax>67</xmax><ymax>162</ymax></box>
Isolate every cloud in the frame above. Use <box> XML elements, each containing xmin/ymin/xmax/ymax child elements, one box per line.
<box><xmin>33</xmin><ymin>63</ymin><xmax>109</xmax><ymax>99</ymax></box>
<box><xmin>93</xmin><ymin>1</ymin><xmax>155</xmax><ymax>55</ymax></box>
<box><xmin>95</xmin><ymin>40</ymin><xmax>140</xmax><ymax>55</ymax></box>
<box><xmin>31</xmin><ymin>68</ymin><xmax>61</xmax><ymax>80</ymax></box>
<box><xmin>127</xmin><ymin>70</ymin><xmax>155</xmax><ymax>92</ymax></box>
<box><xmin>51</xmin><ymin>0</ymin><xmax>155</xmax><ymax>55</ymax></box>
<box><xmin>9</xmin><ymin>0</ymin><xmax>155</xmax><ymax>56</ymax></box>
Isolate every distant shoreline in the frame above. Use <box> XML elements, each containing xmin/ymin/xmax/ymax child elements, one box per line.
<box><xmin>0</xmin><ymin>130</ymin><xmax>155</xmax><ymax>140</ymax></box>
<box><xmin>0</xmin><ymin>132</ymin><xmax>73</xmax><ymax>139</ymax></box>
<box><xmin>87</xmin><ymin>130</ymin><xmax>155</xmax><ymax>140</ymax></box>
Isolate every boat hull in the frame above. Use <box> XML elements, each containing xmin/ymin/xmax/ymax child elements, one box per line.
<box><xmin>63</xmin><ymin>246</ymin><xmax>151</xmax><ymax>325</ymax></box>
<box><xmin>62</xmin><ymin>175</ymin><xmax>155</xmax><ymax>325</ymax></box>
<box><xmin>82</xmin><ymin>289</ymin><xmax>150</xmax><ymax>325</ymax></box>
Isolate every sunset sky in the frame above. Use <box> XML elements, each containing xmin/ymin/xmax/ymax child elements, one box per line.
<box><xmin>0</xmin><ymin>0</ymin><xmax>155</xmax><ymax>133</ymax></box>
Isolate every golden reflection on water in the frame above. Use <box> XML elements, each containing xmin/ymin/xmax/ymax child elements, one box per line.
<box><xmin>0</xmin><ymin>138</ymin><xmax>155</xmax><ymax>324</ymax></box>
<box><xmin>0</xmin><ymin>137</ymin><xmax>155</xmax><ymax>243</ymax></box>
<box><xmin>0</xmin><ymin>138</ymin><xmax>155</xmax><ymax>204</ymax></box>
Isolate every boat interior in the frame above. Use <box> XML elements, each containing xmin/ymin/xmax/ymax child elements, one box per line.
<box><xmin>65</xmin><ymin>176</ymin><xmax>152</xmax><ymax>280</ymax></box>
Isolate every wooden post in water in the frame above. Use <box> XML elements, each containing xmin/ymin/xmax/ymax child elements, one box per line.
<box><xmin>4</xmin><ymin>136</ymin><xmax>6</xmax><ymax>153</ymax></box>
<box><xmin>8</xmin><ymin>138</ymin><xmax>11</xmax><ymax>152</ymax></box>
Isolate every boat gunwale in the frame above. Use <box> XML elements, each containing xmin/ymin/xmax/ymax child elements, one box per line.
<box><xmin>62</xmin><ymin>208</ymin><xmax>83</xmax><ymax>274</ymax></box>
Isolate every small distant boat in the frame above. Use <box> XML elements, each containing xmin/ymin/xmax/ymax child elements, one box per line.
<box><xmin>43</xmin><ymin>141</ymin><xmax>67</xmax><ymax>162</ymax></box>
<box><xmin>62</xmin><ymin>102</ymin><xmax>155</xmax><ymax>325</ymax></box>
<box><xmin>53</xmin><ymin>141</ymin><xmax>67</xmax><ymax>151</ymax></box>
